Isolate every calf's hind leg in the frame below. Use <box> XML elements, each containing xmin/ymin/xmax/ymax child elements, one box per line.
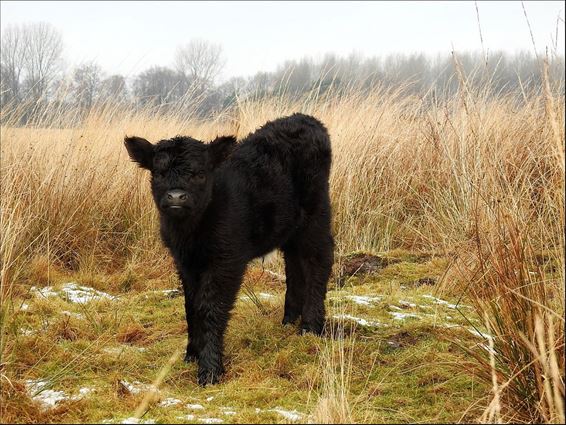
<box><xmin>300</xmin><ymin>229</ymin><xmax>333</xmax><ymax>335</ymax></box>
<box><xmin>282</xmin><ymin>248</ymin><xmax>306</xmax><ymax>325</ymax></box>
<box><xmin>282</xmin><ymin>224</ymin><xmax>333</xmax><ymax>335</ymax></box>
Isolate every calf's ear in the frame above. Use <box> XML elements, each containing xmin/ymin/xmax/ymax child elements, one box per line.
<box><xmin>124</xmin><ymin>136</ymin><xmax>154</xmax><ymax>170</ymax></box>
<box><xmin>209</xmin><ymin>135</ymin><xmax>237</xmax><ymax>167</ymax></box>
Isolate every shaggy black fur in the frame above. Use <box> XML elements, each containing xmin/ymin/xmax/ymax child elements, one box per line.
<box><xmin>124</xmin><ymin>113</ymin><xmax>334</xmax><ymax>385</ymax></box>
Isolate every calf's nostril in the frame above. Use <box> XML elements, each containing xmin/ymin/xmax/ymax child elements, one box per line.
<box><xmin>166</xmin><ymin>191</ymin><xmax>189</xmax><ymax>205</ymax></box>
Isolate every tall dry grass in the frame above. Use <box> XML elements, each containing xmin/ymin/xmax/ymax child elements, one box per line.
<box><xmin>443</xmin><ymin>60</ymin><xmax>564</xmax><ymax>423</ymax></box>
<box><xmin>1</xmin><ymin>69</ymin><xmax>564</xmax><ymax>422</ymax></box>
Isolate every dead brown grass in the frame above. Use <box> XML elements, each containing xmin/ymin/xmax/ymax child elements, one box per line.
<box><xmin>1</xmin><ymin>69</ymin><xmax>564</xmax><ymax>423</ymax></box>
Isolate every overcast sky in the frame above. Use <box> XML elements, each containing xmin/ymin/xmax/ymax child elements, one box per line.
<box><xmin>1</xmin><ymin>1</ymin><xmax>564</xmax><ymax>82</ymax></box>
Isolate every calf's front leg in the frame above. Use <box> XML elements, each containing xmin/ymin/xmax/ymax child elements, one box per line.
<box><xmin>183</xmin><ymin>293</ymin><xmax>201</xmax><ymax>363</ymax></box>
<box><xmin>193</xmin><ymin>268</ymin><xmax>242</xmax><ymax>386</ymax></box>
<box><xmin>179</xmin><ymin>270</ymin><xmax>202</xmax><ymax>363</ymax></box>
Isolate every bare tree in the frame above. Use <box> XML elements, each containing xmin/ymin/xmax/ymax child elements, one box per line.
<box><xmin>211</xmin><ymin>76</ymin><xmax>246</xmax><ymax>111</ymax></box>
<box><xmin>272</xmin><ymin>58</ymin><xmax>313</xmax><ymax>97</ymax></box>
<box><xmin>99</xmin><ymin>74</ymin><xmax>129</xmax><ymax>103</ymax></box>
<box><xmin>21</xmin><ymin>22</ymin><xmax>63</xmax><ymax>101</ymax></box>
<box><xmin>71</xmin><ymin>62</ymin><xmax>103</xmax><ymax>110</ymax></box>
<box><xmin>0</xmin><ymin>24</ymin><xmax>26</xmax><ymax>105</ymax></box>
<box><xmin>133</xmin><ymin>66</ymin><xmax>186</xmax><ymax>107</ymax></box>
<box><xmin>174</xmin><ymin>39</ymin><xmax>225</xmax><ymax>92</ymax></box>
<box><xmin>247</xmin><ymin>72</ymin><xmax>271</xmax><ymax>96</ymax></box>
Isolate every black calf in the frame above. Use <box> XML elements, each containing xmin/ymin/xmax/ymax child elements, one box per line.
<box><xmin>124</xmin><ymin>113</ymin><xmax>334</xmax><ymax>385</ymax></box>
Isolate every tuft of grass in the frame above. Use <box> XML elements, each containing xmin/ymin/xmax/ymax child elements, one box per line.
<box><xmin>448</xmin><ymin>206</ymin><xmax>565</xmax><ymax>423</ymax></box>
<box><xmin>442</xmin><ymin>59</ymin><xmax>565</xmax><ymax>423</ymax></box>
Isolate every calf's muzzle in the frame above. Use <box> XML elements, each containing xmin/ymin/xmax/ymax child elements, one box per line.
<box><xmin>163</xmin><ymin>189</ymin><xmax>190</xmax><ymax>209</ymax></box>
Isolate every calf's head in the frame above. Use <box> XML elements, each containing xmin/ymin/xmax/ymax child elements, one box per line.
<box><xmin>124</xmin><ymin>135</ymin><xmax>236</xmax><ymax>221</ymax></box>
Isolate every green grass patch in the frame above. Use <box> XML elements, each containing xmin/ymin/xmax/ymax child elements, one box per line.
<box><xmin>2</xmin><ymin>253</ymin><xmax>487</xmax><ymax>423</ymax></box>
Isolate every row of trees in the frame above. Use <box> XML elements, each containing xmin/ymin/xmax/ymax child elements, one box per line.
<box><xmin>1</xmin><ymin>22</ymin><xmax>564</xmax><ymax>123</ymax></box>
<box><xmin>1</xmin><ymin>23</ymin><xmax>228</xmax><ymax>116</ymax></box>
<box><xmin>1</xmin><ymin>22</ymin><xmax>63</xmax><ymax>105</ymax></box>
<box><xmin>50</xmin><ymin>44</ymin><xmax>225</xmax><ymax>113</ymax></box>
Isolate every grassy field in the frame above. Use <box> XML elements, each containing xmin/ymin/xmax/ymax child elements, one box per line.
<box><xmin>1</xmin><ymin>72</ymin><xmax>564</xmax><ymax>423</ymax></box>
<box><xmin>3</xmin><ymin>250</ymin><xmax>490</xmax><ymax>424</ymax></box>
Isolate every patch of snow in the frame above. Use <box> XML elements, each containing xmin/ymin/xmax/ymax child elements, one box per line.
<box><xmin>264</xmin><ymin>269</ymin><xmax>285</xmax><ymax>281</ymax></box>
<box><xmin>178</xmin><ymin>415</ymin><xmax>195</xmax><ymax>421</ymax></box>
<box><xmin>69</xmin><ymin>386</ymin><xmax>95</xmax><ymax>401</ymax></box>
<box><xmin>103</xmin><ymin>346</ymin><xmax>146</xmax><ymax>355</ymax></box>
<box><xmin>222</xmin><ymin>409</ymin><xmax>236</xmax><ymax>416</ymax></box>
<box><xmin>25</xmin><ymin>379</ymin><xmax>69</xmax><ymax>409</ymax></box>
<box><xmin>119</xmin><ymin>380</ymin><xmax>158</xmax><ymax>396</ymax></box>
<box><xmin>240</xmin><ymin>292</ymin><xmax>275</xmax><ymax>301</ymax></box>
<box><xmin>26</xmin><ymin>379</ymin><xmax>49</xmax><ymax>393</ymax></box>
<box><xmin>422</xmin><ymin>294</ymin><xmax>460</xmax><ymax>309</ymax></box>
<box><xmin>61</xmin><ymin>282</ymin><xmax>115</xmax><ymax>304</ymax></box>
<box><xmin>159</xmin><ymin>397</ymin><xmax>182</xmax><ymax>407</ymax></box>
<box><xmin>20</xmin><ymin>302</ymin><xmax>30</xmax><ymax>311</ymax></box>
<box><xmin>186</xmin><ymin>403</ymin><xmax>205</xmax><ymax>410</ymax></box>
<box><xmin>199</xmin><ymin>419</ymin><xmax>223</xmax><ymax>424</ymax></box>
<box><xmin>399</xmin><ymin>300</ymin><xmax>417</xmax><ymax>308</ymax></box>
<box><xmin>468</xmin><ymin>326</ymin><xmax>497</xmax><ymax>354</ymax></box>
<box><xmin>389</xmin><ymin>305</ymin><xmax>403</xmax><ymax>311</ymax></box>
<box><xmin>120</xmin><ymin>380</ymin><xmax>141</xmax><ymax>395</ymax></box>
<box><xmin>121</xmin><ymin>418</ymin><xmax>155</xmax><ymax>424</ymax></box>
<box><xmin>62</xmin><ymin>310</ymin><xmax>85</xmax><ymax>319</ymax></box>
<box><xmin>255</xmin><ymin>408</ymin><xmax>262</xmax><ymax>413</ymax></box>
<box><xmin>332</xmin><ymin>314</ymin><xmax>385</xmax><ymax>327</ymax></box>
<box><xmin>20</xmin><ymin>327</ymin><xmax>35</xmax><ymax>336</ymax></box>
<box><xmin>480</xmin><ymin>343</ymin><xmax>497</xmax><ymax>355</ymax></box>
<box><xmin>271</xmin><ymin>408</ymin><xmax>302</xmax><ymax>422</ymax></box>
<box><xmin>161</xmin><ymin>289</ymin><xmax>182</xmax><ymax>297</ymax></box>
<box><xmin>389</xmin><ymin>311</ymin><xmax>420</xmax><ymax>320</ymax></box>
<box><xmin>468</xmin><ymin>328</ymin><xmax>494</xmax><ymax>341</ymax></box>
<box><xmin>33</xmin><ymin>390</ymin><xmax>69</xmax><ymax>407</ymax></box>
<box><xmin>31</xmin><ymin>283</ymin><xmax>116</xmax><ymax>304</ymax></box>
<box><xmin>206</xmin><ymin>396</ymin><xmax>215</xmax><ymax>401</ymax></box>
<box><xmin>30</xmin><ymin>286</ymin><xmax>58</xmax><ymax>299</ymax></box>
<box><xmin>78</xmin><ymin>386</ymin><xmax>94</xmax><ymax>396</ymax></box>
<box><xmin>345</xmin><ymin>295</ymin><xmax>382</xmax><ymax>306</ymax></box>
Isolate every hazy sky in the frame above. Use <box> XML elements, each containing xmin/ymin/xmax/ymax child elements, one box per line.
<box><xmin>1</xmin><ymin>1</ymin><xmax>564</xmax><ymax>82</ymax></box>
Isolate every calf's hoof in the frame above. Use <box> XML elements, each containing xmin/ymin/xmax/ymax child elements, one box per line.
<box><xmin>197</xmin><ymin>366</ymin><xmax>225</xmax><ymax>387</ymax></box>
<box><xmin>184</xmin><ymin>352</ymin><xmax>198</xmax><ymax>363</ymax></box>
<box><xmin>300</xmin><ymin>320</ymin><xmax>324</xmax><ymax>336</ymax></box>
<box><xmin>184</xmin><ymin>345</ymin><xmax>199</xmax><ymax>363</ymax></box>
<box><xmin>282</xmin><ymin>312</ymin><xmax>300</xmax><ymax>326</ymax></box>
